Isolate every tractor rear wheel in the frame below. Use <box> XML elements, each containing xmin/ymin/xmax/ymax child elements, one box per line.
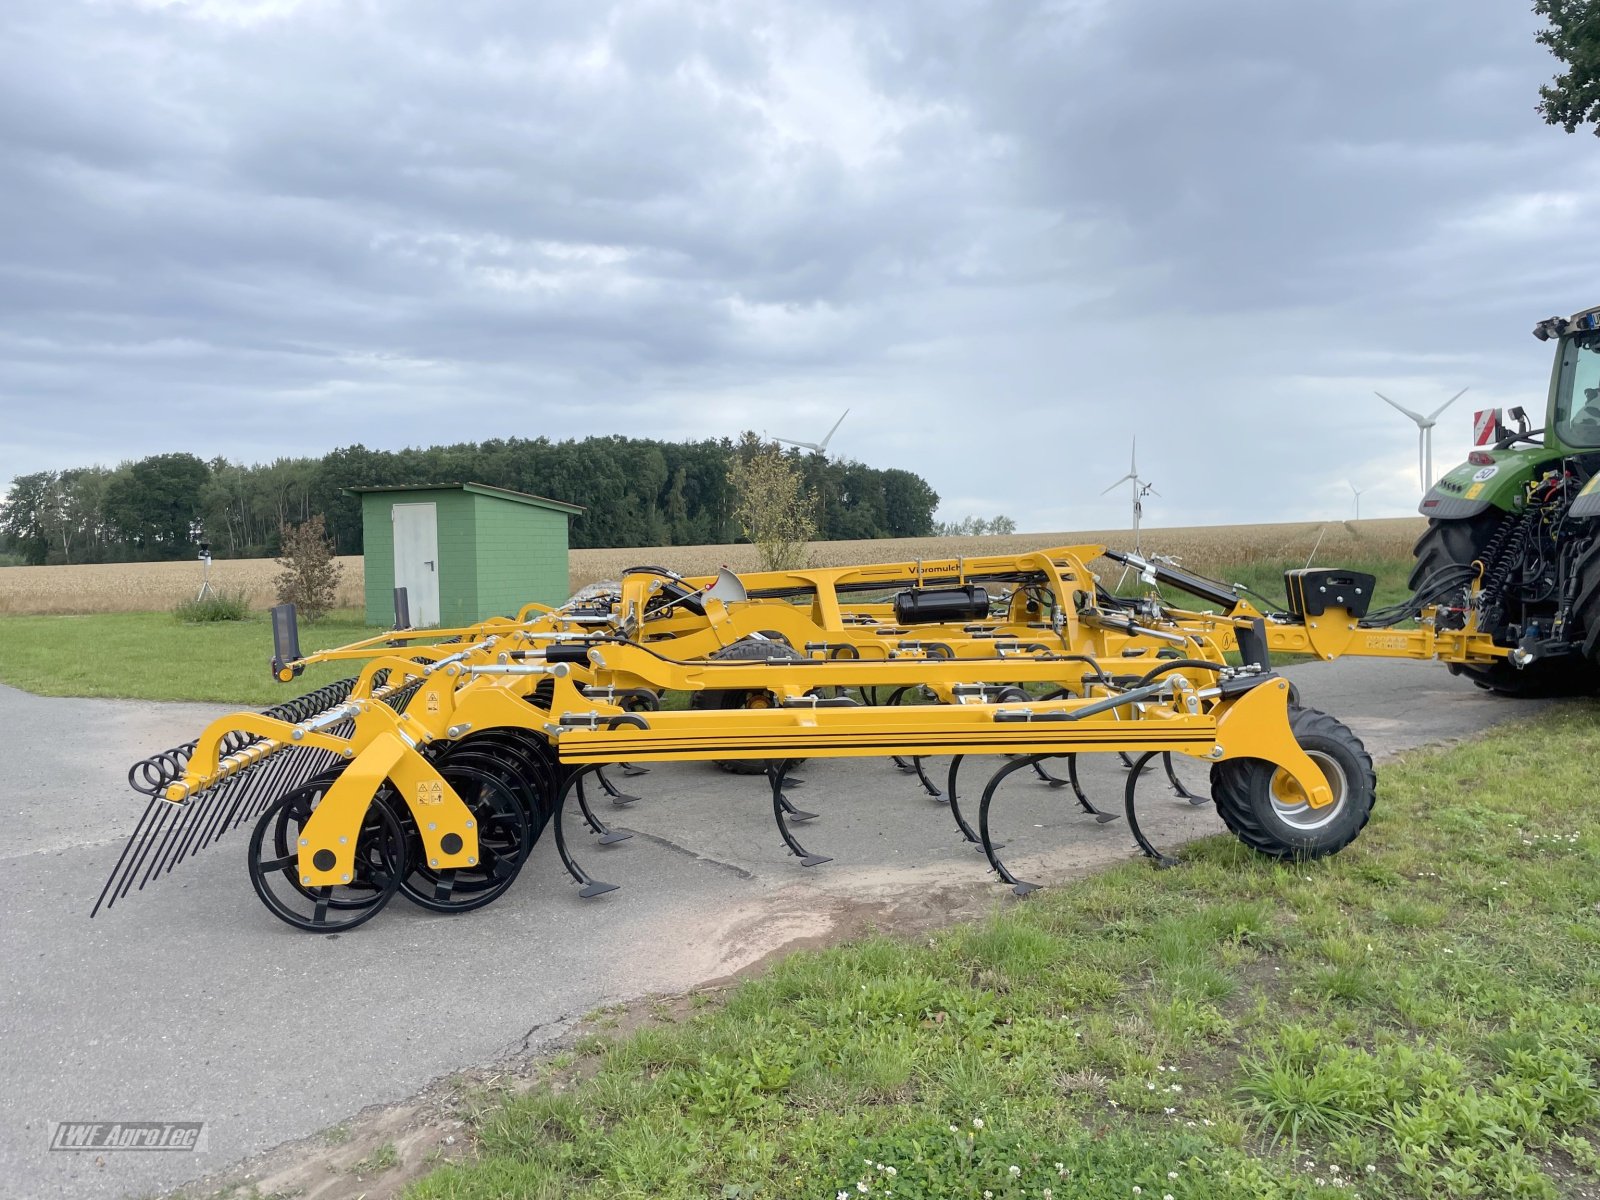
<box><xmin>1410</xmin><ymin>516</ymin><xmax>1591</xmax><ymax>696</ymax></box>
<box><xmin>1568</xmin><ymin>534</ymin><xmax>1600</xmax><ymax>670</ymax></box>
<box><xmin>1209</xmin><ymin>706</ymin><xmax>1375</xmax><ymax>861</ymax></box>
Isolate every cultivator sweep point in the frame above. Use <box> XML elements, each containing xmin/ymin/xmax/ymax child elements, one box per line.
<box><xmin>95</xmin><ymin>545</ymin><xmax>1387</xmax><ymax>932</ymax></box>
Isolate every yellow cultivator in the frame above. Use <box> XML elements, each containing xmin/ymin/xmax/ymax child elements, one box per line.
<box><xmin>97</xmin><ymin>545</ymin><xmax>1396</xmax><ymax>933</ymax></box>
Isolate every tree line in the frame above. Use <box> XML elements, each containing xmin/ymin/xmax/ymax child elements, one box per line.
<box><xmin>0</xmin><ymin>434</ymin><xmax>941</xmax><ymax>565</ymax></box>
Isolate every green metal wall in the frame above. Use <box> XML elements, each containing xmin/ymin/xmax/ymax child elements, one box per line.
<box><xmin>469</xmin><ymin>492</ymin><xmax>570</xmax><ymax>616</ymax></box>
<box><xmin>361</xmin><ymin>488</ymin><xmax>570</xmax><ymax>627</ymax></box>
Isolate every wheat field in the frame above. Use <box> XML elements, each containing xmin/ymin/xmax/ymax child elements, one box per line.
<box><xmin>0</xmin><ymin>517</ymin><xmax>1426</xmax><ymax>616</ymax></box>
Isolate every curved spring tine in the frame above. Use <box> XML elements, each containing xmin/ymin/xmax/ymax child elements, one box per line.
<box><xmin>910</xmin><ymin>755</ymin><xmax>943</xmax><ymax>799</ymax></box>
<box><xmin>767</xmin><ymin>760</ymin><xmax>830</xmax><ymax>867</ymax></box>
<box><xmin>890</xmin><ymin>755</ymin><xmax>918</xmax><ymax>774</ymax></box>
<box><xmin>595</xmin><ymin>765</ymin><xmax>641</xmax><ymax>808</ymax></box>
<box><xmin>1031</xmin><ymin>759</ymin><xmax>1070</xmax><ymax>787</ymax></box>
<box><xmin>1164</xmin><ymin>752</ymin><xmax>1212</xmax><ymax>806</ymax></box>
<box><xmin>575</xmin><ymin>774</ymin><xmax>631</xmax><ymax>845</ymax></box>
<box><xmin>1117</xmin><ymin>751</ymin><xmax>1138</xmax><ymax>770</ymax></box>
<box><xmin>977</xmin><ymin>754</ymin><xmax>1047</xmax><ymax>897</ymax></box>
<box><xmin>618</xmin><ymin>762</ymin><xmax>650</xmax><ymax>778</ymax></box>
<box><xmin>1066</xmin><ymin>755</ymin><xmax>1121</xmax><ymax>823</ymax></box>
<box><xmin>943</xmin><ymin>756</ymin><xmax>998</xmax><ymax>850</ymax></box>
<box><xmin>1125</xmin><ymin>751</ymin><xmax>1178</xmax><ymax>867</ymax></box>
<box><xmin>552</xmin><ymin>766</ymin><xmax>621</xmax><ymax>898</ymax></box>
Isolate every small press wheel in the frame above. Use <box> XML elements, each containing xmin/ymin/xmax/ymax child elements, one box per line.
<box><xmin>247</xmin><ymin>781</ymin><xmax>405</xmax><ymax>933</ymax></box>
<box><xmin>397</xmin><ymin>762</ymin><xmax>532</xmax><ymax>914</ymax></box>
<box><xmin>1209</xmin><ymin>706</ymin><xmax>1375</xmax><ymax>860</ymax></box>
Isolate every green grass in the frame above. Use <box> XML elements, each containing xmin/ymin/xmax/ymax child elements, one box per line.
<box><xmin>408</xmin><ymin>707</ymin><xmax>1600</xmax><ymax>1200</ymax></box>
<box><xmin>0</xmin><ymin>609</ymin><xmax>388</xmax><ymax>705</ymax></box>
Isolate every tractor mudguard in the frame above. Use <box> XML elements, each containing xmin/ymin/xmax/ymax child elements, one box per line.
<box><xmin>1420</xmin><ymin>444</ymin><xmax>1561</xmax><ymax>518</ymax></box>
<box><xmin>1572</xmin><ymin>471</ymin><xmax>1600</xmax><ymax>519</ymax></box>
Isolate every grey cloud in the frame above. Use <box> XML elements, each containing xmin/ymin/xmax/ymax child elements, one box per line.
<box><xmin>0</xmin><ymin>0</ymin><xmax>1594</xmax><ymax>535</ymax></box>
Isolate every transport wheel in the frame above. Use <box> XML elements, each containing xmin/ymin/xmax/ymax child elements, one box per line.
<box><xmin>1209</xmin><ymin>707</ymin><xmax>1375</xmax><ymax>861</ymax></box>
<box><xmin>1410</xmin><ymin>516</ymin><xmax>1591</xmax><ymax>696</ymax></box>
<box><xmin>397</xmin><ymin>762</ymin><xmax>532</xmax><ymax>914</ymax></box>
<box><xmin>247</xmin><ymin>780</ymin><xmax>404</xmax><ymax>933</ymax></box>
<box><xmin>689</xmin><ymin>636</ymin><xmax>807</xmax><ymax>775</ymax></box>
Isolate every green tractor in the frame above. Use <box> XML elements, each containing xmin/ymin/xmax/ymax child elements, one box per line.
<box><xmin>1412</xmin><ymin>306</ymin><xmax>1600</xmax><ymax>695</ymax></box>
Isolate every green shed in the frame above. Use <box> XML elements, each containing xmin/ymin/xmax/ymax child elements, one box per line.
<box><xmin>350</xmin><ymin>483</ymin><xmax>584</xmax><ymax>628</ymax></box>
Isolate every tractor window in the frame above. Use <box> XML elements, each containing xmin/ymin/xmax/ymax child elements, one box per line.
<box><xmin>1554</xmin><ymin>332</ymin><xmax>1600</xmax><ymax>448</ymax></box>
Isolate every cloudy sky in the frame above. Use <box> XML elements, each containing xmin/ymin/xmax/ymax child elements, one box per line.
<box><xmin>1</xmin><ymin>0</ymin><xmax>1592</xmax><ymax>531</ymax></box>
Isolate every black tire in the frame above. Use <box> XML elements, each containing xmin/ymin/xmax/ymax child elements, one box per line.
<box><xmin>688</xmin><ymin>636</ymin><xmax>807</xmax><ymax>775</ymax></box>
<box><xmin>1209</xmin><ymin>706</ymin><xmax>1375</xmax><ymax>861</ymax></box>
<box><xmin>1410</xmin><ymin>516</ymin><xmax>1592</xmax><ymax>697</ymax></box>
<box><xmin>1570</xmin><ymin>534</ymin><xmax>1600</xmax><ymax>666</ymax></box>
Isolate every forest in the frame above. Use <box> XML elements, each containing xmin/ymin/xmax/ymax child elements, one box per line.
<box><xmin>0</xmin><ymin>434</ymin><xmax>941</xmax><ymax>565</ymax></box>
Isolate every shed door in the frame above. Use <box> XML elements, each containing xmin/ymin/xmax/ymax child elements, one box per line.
<box><xmin>392</xmin><ymin>502</ymin><xmax>440</xmax><ymax>627</ymax></box>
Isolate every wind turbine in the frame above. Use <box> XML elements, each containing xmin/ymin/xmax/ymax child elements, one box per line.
<box><xmin>1101</xmin><ymin>438</ymin><xmax>1157</xmax><ymax>554</ymax></box>
<box><xmin>1348</xmin><ymin>481</ymin><xmax>1366</xmax><ymax>522</ymax></box>
<box><xmin>774</xmin><ymin>408</ymin><xmax>850</xmax><ymax>455</ymax></box>
<box><xmin>1373</xmin><ymin>387</ymin><xmax>1469</xmax><ymax>492</ymax></box>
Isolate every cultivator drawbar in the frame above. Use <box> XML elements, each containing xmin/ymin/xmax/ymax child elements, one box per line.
<box><xmin>95</xmin><ymin>545</ymin><xmax>1383</xmax><ymax>932</ymax></box>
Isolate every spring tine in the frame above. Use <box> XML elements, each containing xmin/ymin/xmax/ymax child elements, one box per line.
<box><xmin>144</xmin><ymin>791</ymin><xmax>213</xmax><ymax>885</ymax></box>
<box><xmin>90</xmin><ymin>797</ymin><xmax>161</xmax><ymax>917</ymax></box>
<box><xmin>191</xmin><ymin>774</ymin><xmax>244</xmax><ymax>855</ymax></box>
<box><xmin>116</xmin><ymin>802</ymin><xmax>174</xmax><ymax>902</ymax></box>
<box><xmin>135</xmin><ymin>797</ymin><xmax>194</xmax><ymax>891</ymax></box>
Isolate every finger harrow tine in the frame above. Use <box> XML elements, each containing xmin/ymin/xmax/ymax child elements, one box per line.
<box><xmin>574</xmin><ymin>775</ymin><xmax>632</xmax><ymax>845</ymax></box>
<box><xmin>191</xmin><ymin>775</ymin><xmax>245</xmax><ymax>855</ymax></box>
<box><xmin>595</xmin><ymin>767</ymin><xmax>641</xmax><ymax>808</ymax></box>
<box><xmin>1125</xmin><ymin>751</ymin><xmax>1178</xmax><ymax>867</ymax></box>
<box><xmin>551</xmin><ymin>766</ymin><xmax>619</xmax><ymax>898</ymax></box>
<box><xmin>1164</xmin><ymin>752</ymin><xmax>1212</xmax><ymax>806</ymax></box>
<box><xmin>767</xmin><ymin>761</ymin><xmax>830</xmax><ymax>867</ymax></box>
<box><xmin>144</xmin><ymin>788</ymin><xmax>218</xmax><ymax>887</ymax></box>
<box><xmin>977</xmin><ymin>755</ymin><xmax>1044</xmax><ymax>897</ymax></box>
<box><xmin>90</xmin><ymin>796</ymin><xmax>162</xmax><ymax>917</ymax></box>
<box><xmin>135</xmin><ymin>795</ymin><xmax>196</xmax><ymax>891</ymax></box>
<box><xmin>116</xmin><ymin>802</ymin><xmax>173</xmax><ymax>903</ymax></box>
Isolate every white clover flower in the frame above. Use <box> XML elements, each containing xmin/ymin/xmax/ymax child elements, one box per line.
<box><xmin>1133</xmin><ymin>1187</ymin><xmax>1142</xmax><ymax>1195</ymax></box>
<box><xmin>949</xmin><ymin>1124</ymin><xmax>959</xmax><ymax>1133</ymax></box>
<box><xmin>1168</xmin><ymin>1171</ymin><xmax>1178</xmax><ymax>1180</ymax></box>
<box><xmin>1366</xmin><ymin>1165</ymin><xmax>1376</xmax><ymax>1174</ymax></box>
<box><xmin>1055</xmin><ymin>1162</ymin><xmax>1064</xmax><ymax>1172</ymax></box>
<box><xmin>837</xmin><ymin>1192</ymin><xmax>849</xmax><ymax>1200</ymax></box>
<box><xmin>1044</xmin><ymin>1190</ymin><xmax>1053</xmax><ymax>1200</ymax></box>
<box><xmin>973</xmin><ymin>1117</ymin><xmax>985</xmax><ymax>1129</ymax></box>
<box><xmin>858</xmin><ymin>1183</ymin><xmax>869</xmax><ymax>1194</ymax></box>
<box><xmin>1010</xmin><ymin>1165</ymin><xmax>1021</xmax><ymax>1178</ymax></box>
<box><xmin>884</xmin><ymin>1166</ymin><xmax>896</xmax><ymax>1178</ymax></box>
<box><xmin>1317</xmin><ymin>1179</ymin><xmax>1326</xmax><ymax>1187</ymax></box>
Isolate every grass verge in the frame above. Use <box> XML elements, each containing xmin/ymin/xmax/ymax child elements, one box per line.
<box><xmin>0</xmin><ymin>609</ymin><xmax>387</xmax><ymax>705</ymax></box>
<box><xmin>410</xmin><ymin>707</ymin><xmax>1600</xmax><ymax>1200</ymax></box>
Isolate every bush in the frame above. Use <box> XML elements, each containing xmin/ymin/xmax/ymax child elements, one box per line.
<box><xmin>172</xmin><ymin>588</ymin><xmax>251</xmax><ymax>622</ymax></box>
<box><xmin>727</xmin><ymin>437</ymin><xmax>818</xmax><ymax>572</ymax></box>
<box><xmin>275</xmin><ymin>514</ymin><xmax>343</xmax><ymax>623</ymax></box>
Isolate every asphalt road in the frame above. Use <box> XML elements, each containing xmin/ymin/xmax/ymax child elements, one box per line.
<box><xmin>0</xmin><ymin>659</ymin><xmax>1551</xmax><ymax>1199</ymax></box>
